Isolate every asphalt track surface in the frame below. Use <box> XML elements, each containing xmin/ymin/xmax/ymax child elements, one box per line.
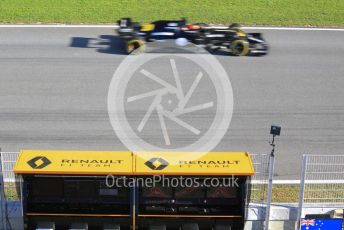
<box><xmin>0</xmin><ymin>27</ymin><xmax>344</xmax><ymax>179</ymax></box>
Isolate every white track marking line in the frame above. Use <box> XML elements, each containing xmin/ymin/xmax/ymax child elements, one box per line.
<box><xmin>0</xmin><ymin>24</ymin><xmax>117</xmax><ymax>28</ymax></box>
<box><xmin>243</xmin><ymin>27</ymin><xmax>344</xmax><ymax>31</ymax></box>
<box><xmin>0</xmin><ymin>24</ymin><xmax>344</xmax><ymax>31</ymax></box>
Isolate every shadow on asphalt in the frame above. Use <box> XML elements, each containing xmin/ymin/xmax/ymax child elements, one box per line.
<box><xmin>70</xmin><ymin>35</ymin><xmax>127</xmax><ymax>55</ymax></box>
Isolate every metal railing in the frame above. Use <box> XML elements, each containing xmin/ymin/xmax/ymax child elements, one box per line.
<box><xmin>0</xmin><ymin>152</ymin><xmax>20</xmax><ymax>201</ymax></box>
<box><xmin>249</xmin><ymin>154</ymin><xmax>271</xmax><ymax>204</ymax></box>
<box><xmin>1</xmin><ymin>152</ymin><xmax>19</xmax><ymax>183</ymax></box>
<box><xmin>297</xmin><ymin>154</ymin><xmax>344</xmax><ymax>228</ymax></box>
<box><xmin>299</xmin><ymin>154</ymin><xmax>344</xmax><ymax>206</ymax></box>
<box><xmin>245</xmin><ymin>153</ymin><xmax>272</xmax><ymax>229</ymax></box>
<box><xmin>0</xmin><ymin>151</ymin><xmax>21</xmax><ymax>230</ymax></box>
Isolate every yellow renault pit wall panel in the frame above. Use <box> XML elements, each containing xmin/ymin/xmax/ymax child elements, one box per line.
<box><xmin>14</xmin><ymin>149</ymin><xmax>133</xmax><ymax>175</ymax></box>
<box><xmin>134</xmin><ymin>152</ymin><xmax>254</xmax><ymax>176</ymax></box>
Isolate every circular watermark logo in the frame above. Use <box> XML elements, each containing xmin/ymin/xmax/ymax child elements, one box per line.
<box><xmin>108</xmin><ymin>43</ymin><xmax>233</xmax><ymax>159</ymax></box>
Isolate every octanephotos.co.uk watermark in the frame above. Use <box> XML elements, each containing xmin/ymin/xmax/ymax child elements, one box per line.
<box><xmin>105</xmin><ymin>175</ymin><xmax>240</xmax><ymax>188</ymax></box>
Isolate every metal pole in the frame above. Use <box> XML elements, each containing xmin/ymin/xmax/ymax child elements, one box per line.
<box><xmin>296</xmin><ymin>155</ymin><xmax>307</xmax><ymax>230</ymax></box>
<box><xmin>264</xmin><ymin>152</ymin><xmax>275</xmax><ymax>230</ymax></box>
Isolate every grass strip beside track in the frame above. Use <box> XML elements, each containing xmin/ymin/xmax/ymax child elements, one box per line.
<box><xmin>0</xmin><ymin>0</ymin><xmax>343</xmax><ymax>26</ymax></box>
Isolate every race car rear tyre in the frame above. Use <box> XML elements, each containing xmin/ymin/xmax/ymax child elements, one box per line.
<box><xmin>126</xmin><ymin>39</ymin><xmax>145</xmax><ymax>54</ymax></box>
<box><xmin>230</xmin><ymin>40</ymin><xmax>249</xmax><ymax>56</ymax></box>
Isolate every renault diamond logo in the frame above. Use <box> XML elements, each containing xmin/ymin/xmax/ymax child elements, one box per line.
<box><xmin>145</xmin><ymin>157</ymin><xmax>169</xmax><ymax>170</ymax></box>
<box><xmin>27</xmin><ymin>156</ymin><xmax>51</xmax><ymax>169</ymax></box>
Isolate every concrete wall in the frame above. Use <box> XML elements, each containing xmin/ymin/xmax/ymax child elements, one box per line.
<box><xmin>245</xmin><ymin>221</ymin><xmax>297</xmax><ymax>230</ymax></box>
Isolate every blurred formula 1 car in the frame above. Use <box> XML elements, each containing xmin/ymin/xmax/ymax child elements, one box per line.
<box><xmin>117</xmin><ymin>18</ymin><xmax>269</xmax><ymax>56</ymax></box>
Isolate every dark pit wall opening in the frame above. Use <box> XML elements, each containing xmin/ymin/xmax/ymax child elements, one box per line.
<box><xmin>137</xmin><ymin>176</ymin><xmax>248</xmax><ymax>230</ymax></box>
<box><xmin>23</xmin><ymin>175</ymin><xmax>131</xmax><ymax>214</ymax></box>
<box><xmin>23</xmin><ymin>175</ymin><xmax>132</xmax><ymax>229</ymax></box>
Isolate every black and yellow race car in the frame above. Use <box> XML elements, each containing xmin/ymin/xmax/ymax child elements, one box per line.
<box><xmin>117</xmin><ymin>18</ymin><xmax>269</xmax><ymax>56</ymax></box>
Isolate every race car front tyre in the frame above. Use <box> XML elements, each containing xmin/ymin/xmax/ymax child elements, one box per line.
<box><xmin>230</xmin><ymin>40</ymin><xmax>249</xmax><ymax>56</ymax></box>
<box><xmin>126</xmin><ymin>39</ymin><xmax>145</xmax><ymax>54</ymax></box>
